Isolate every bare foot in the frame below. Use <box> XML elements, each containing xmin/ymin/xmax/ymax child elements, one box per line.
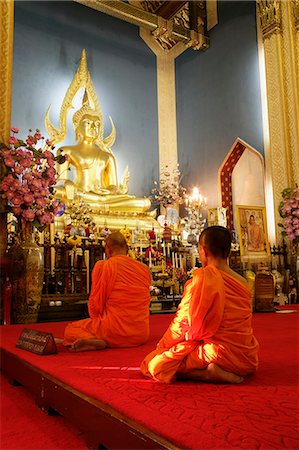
<box><xmin>54</xmin><ymin>338</ymin><xmax>63</xmax><ymax>344</ymax></box>
<box><xmin>179</xmin><ymin>363</ymin><xmax>244</xmax><ymax>384</ymax></box>
<box><xmin>69</xmin><ymin>338</ymin><xmax>107</xmax><ymax>352</ymax></box>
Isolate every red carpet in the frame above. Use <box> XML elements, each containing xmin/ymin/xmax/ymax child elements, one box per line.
<box><xmin>1</xmin><ymin>309</ymin><xmax>299</xmax><ymax>449</ymax></box>
<box><xmin>0</xmin><ymin>374</ymin><xmax>87</xmax><ymax>449</ymax></box>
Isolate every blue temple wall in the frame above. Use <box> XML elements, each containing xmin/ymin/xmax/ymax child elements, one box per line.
<box><xmin>176</xmin><ymin>1</ymin><xmax>264</xmax><ymax>206</ymax></box>
<box><xmin>12</xmin><ymin>1</ymin><xmax>263</xmax><ymax>205</ymax></box>
<box><xmin>12</xmin><ymin>1</ymin><xmax>158</xmax><ymax>198</ymax></box>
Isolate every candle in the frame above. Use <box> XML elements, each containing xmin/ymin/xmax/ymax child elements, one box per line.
<box><xmin>162</xmin><ymin>259</ymin><xmax>165</xmax><ymax>274</ymax></box>
<box><xmin>175</xmin><ymin>254</ymin><xmax>178</xmax><ymax>268</ymax></box>
<box><xmin>179</xmin><ymin>254</ymin><xmax>183</xmax><ymax>269</ymax></box>
<box><xmin>172</xmin><ymin>252</ymin><xmax>175</xmax><ymax>267</ymax></box>
<box><xmin>149</xmin><ymin>251</ymin><xmax>152</xmax><ymax>268</ymax></box>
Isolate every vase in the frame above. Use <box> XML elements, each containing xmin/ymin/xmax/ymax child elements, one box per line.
<box><xmin>8</xmin><ymin>221</ymin><xmax>44</xmax><ymax>324</ymax></box>
<box><xmin>0</xmin><ymin>211</ymin><xmax>8</xmax><ymax>259</ymax></box>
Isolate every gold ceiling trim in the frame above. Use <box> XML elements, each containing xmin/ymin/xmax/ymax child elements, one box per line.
<box><xmin>74</xmin><ymin>0</ymin><xmax>208</xmax><ymax>49</ymax></box>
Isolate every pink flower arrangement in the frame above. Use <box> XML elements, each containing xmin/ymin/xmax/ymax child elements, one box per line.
<box><xmin>0</xmin><ymin>128</ymin><xmax>67</xmax><ymax>231</ymax></box>
<box><xmin>278</xmin><ymin>186</ymin><xmax>299</xmax><ymax>242</ymax></box>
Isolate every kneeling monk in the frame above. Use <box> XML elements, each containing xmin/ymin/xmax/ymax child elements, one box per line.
<box><xmin>63</xmin><ymin>232</ymin><xmax>151</xmax><ymax>351</ymax></box>
<box><xmin>141</xmin><ymin>226</ymin><xmax>259</xmax><ymax>383</ymax></box>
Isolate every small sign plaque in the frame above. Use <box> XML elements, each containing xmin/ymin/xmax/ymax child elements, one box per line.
<box><xmin>16</xmin><ymin>328</ymin><xmax>57</xmax><ymax>355</ymax></box>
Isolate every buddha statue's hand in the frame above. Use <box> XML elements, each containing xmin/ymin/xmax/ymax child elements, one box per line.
<box><xmin>118</xmin><ymin>166</ymin><xmax>130</xmax><ymax>194</ymax></box>
<box><xmin>54</xmin><ymin>179</ymin><xmax>77</xmax><ymax>201</ymax></box>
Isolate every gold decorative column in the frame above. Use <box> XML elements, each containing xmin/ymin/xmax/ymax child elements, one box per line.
<box><xmin>0</xmin><ymin>0</ymin><xmax>14</xmax><ymax>144</ymax></box>
<box><xmin>0</xmin><ymin>0</ymin><xmax>14</xmax><ymax>258</ymax></box>
<box><xmin>257</xmin><ymin>0</ymin><xmax>299</xmax><ymax>243</ymax></box>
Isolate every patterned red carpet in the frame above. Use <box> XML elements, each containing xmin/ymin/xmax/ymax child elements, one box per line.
<box><xmin>1</xmin><ymin>308</ymin><xmax>299</xmax><ymax>449</ymax></box>
<box><xmin>0</xmin><ymin>374</ymin><xmax>87</xmax><ymax>449</ymax></box>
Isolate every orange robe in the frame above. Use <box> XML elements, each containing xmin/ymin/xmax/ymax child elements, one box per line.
<box><xmin>64</xmin><ymin>255</ymin><xmax>151</xmax><ymax>347</ymax></box>
<box><xmin>141</xmin><ymin>265</ymin><xmax>259</xmax><ymax>383</ymax></box>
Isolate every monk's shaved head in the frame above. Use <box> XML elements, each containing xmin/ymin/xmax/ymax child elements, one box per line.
<box><xmin>105</xmin><ymin>231</ymin><xmax>128</xmax><ymax>254</ymax></box>
<box><xmin>199</xmin><ymin>226</ymin><xmax>231</xmax><ymax>259</ymax></box>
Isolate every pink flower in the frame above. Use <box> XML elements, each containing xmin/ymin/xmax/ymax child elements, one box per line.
<box><xmin>12</xmin><ymin>207</ymin><xmax>22</xmax><ymax>215</ymax></box>
<box><xmin>23</xmin><ymin>193</ymin><xmax>35</xmax><ymax>204</ymax></box>
<box><xmin>44</xmin><ymin>150</ymin><xmax>53</xmax><ymax>160</ymax></box>
<box><xmin>46</xmin><ymin>168</ymin><xmax>55</xmax><ymax>178</ymax></box>
<box><xmin>26</xmin><ymin>136</ymin><xmax>35</xmax><ymax>146</ymax></box>
<box><xmin>1</xmin><ymin>148</ymin><xmax>11</xmax><ymax>157</ymax></box>
<box><xmin>22</xmin><ymin>209</ymin><xmax>35</xmax><ymax>221</ymax></box>
<box><xmin>5</xmin><ymin>191</ymin><xmax>14</xmax><ymax>200</ymax></box>
<box><xmin>13</xmin><ymin>165</ymin><xmax>24</xmax><ymax>175</ymax></box>
<box><xmin>0</xmin><ymin>181</ymin><xmax>9</xmax><ymax>192</ymax></box>
<box><xmin>4</xmin><ymin>157</ymin><xmax>15</xmax><ymax>168</ymax></box>
<box><xmin>11</xmin><ymin>196</ymin><xmax>22</xmax><ymax>207</ymax></box>
<box><xmin>283</xmin><ymin>205</ymin><xmax>292</xmax><ymax>212</ymax></box>
<box><xmin>31</xmin><ymin>179</ymin><xmax>42</xmax><ymax>189</ymax></box>
<box><xmin>20</xmin><ymin>158</ymin><xmax>32</xmax><ymax>168</ymax></box>
<box><xmin>23</xmin><ymin>173</ymin><xmax>31</xmax><ymax>181</ymax></box>
<box><xmin>8</xmin><ymin>136</ymin><xmax>18</xmax><ymax>145</ymax></box>
<box><xmin>39</xmin><ymin>211</ymin><xmax>53</xmax><ymax>225</ymax></box>
<box><xmin>11</xmin><ymin>179</ymin><xmax>21</xmax><ymax>190</ymax></box>
<box><xmin>1</xmin><ymin>128</ymin><xmax>65</xmax><ymax>229</ymax></box>
<box><xmin>36</xmin><ymin>197</ymin><xmax>47</xmax><ymax>208</ymax></box>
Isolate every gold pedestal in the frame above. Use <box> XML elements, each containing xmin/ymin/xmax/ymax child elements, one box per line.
<box><xmin>55</xmin><ymin>210</ymin><xmax>161</xmax><ymax>234</ymax></box>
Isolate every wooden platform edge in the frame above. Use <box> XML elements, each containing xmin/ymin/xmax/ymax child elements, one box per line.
<box><xmin>0</xmin><ymin>348</ymin><xmax>179</xmax><ymax>450</ymax></box>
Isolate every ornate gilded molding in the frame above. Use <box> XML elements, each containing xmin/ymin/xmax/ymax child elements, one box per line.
<box><xmin>75</xmin><ymin>0</ymin><xmax>208</xmax><ymax>51</ymax></box>
<box><xmin>0</xmin><ymin>0</ymin><xmax>14</xmax><ymax>144</ymax></box>
<box><xmin>258</xmin><ymin>0</ymin><xmax>299</xmax><ymax>242</ymax></box>
<box><xmin>257</xmin><ymin>0</ymin><xmax>282</xmax><ymax>39</ymax></box>
<box><xmin>292</xmin><ymin>0</ymin><xmax>299</xmax><ymax>30</ymax></box>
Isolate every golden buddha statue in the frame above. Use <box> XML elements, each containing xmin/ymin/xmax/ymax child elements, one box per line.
<box><xmin>55</xmin><ymin>91</ymin><xmax>150</xmax><ymax>213</ymax></box>
<box><xmin>45</xmin><ymin>49</ymin><xmax>156</xmax><ymax>230</ymax></box>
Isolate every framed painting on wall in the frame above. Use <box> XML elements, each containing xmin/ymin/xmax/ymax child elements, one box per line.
<box><xmin>235</xmin><ymin>205</ymin><xmax>270</xmax><ymax>260</ymax></box>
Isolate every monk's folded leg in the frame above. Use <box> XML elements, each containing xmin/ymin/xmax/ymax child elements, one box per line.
<box><xmin>63</xmin><ymin>318</ymin><xmax>106</xmax><ymax>346</ymax></box>
<box><xmin>178</xmin><ymin>363</ymin><xmax>244</xmax><ymax>384</ymax></box>
<box><xmin>69</xmin><ymin>338</ymin><xmax>107</xmax><ymax>352</ymax></box>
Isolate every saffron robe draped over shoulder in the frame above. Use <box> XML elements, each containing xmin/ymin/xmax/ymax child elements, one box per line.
<box><xmin>64</xmin><ymin>255</ymin><xmax>151</xmax><ymax>347</ymax></box>
<box><xmin>141</xmin><ymin>265</ymin><xmax>259</xmax><ymax>383</ymax></box>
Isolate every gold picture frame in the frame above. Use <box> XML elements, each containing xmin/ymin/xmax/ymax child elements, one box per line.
<box><xmin>235</xmin><ymin>205</ymin><xmax>270</xmax><ymax>260</ymax></box>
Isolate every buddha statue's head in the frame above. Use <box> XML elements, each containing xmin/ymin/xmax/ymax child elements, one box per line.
<box><xmin>74</xmin><ymin>112</ymin><xmax>101</xmax><ymax>144</ymax></box>
<box><xmin>72</xmin><ymin>91</ymin><xmax>102</xmax><ymax>144</ymax></box>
